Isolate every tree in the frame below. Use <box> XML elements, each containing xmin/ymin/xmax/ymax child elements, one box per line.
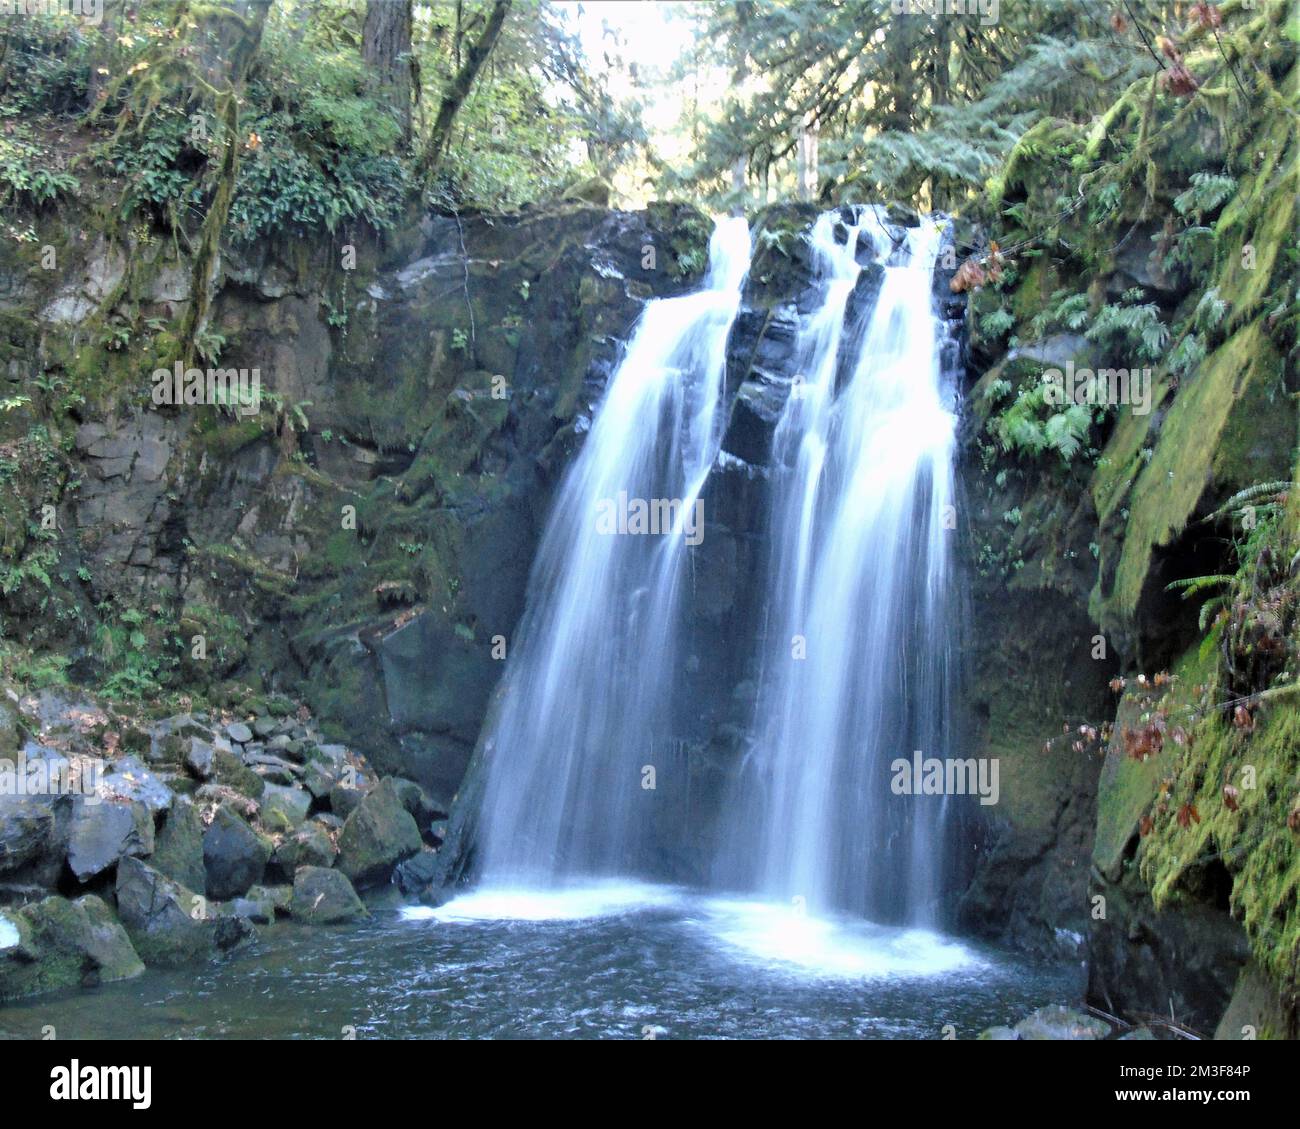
<box><xmin>419</xmin><ymin>0</ymin><xmax>512</xmax><ymax>189</ymax></box>
<box><xmin>363</xmin><ymin>0</ymin><xmax>415</xmax><ymax>146</ymax></box>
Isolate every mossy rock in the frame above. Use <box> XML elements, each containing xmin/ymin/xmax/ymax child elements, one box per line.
<box><xmin>0</xmin><ymin>895</ymin><xmax>144</xmax><ymax>1001</ymax></box>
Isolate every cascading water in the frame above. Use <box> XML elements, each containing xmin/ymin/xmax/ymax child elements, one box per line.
<box><xmin>714</xmin><ymin>207</ymin><xmax>958</xmax><ymax>925</ymax></box>
<box><xmin>471</xmin><ymin>216</ymin><xmax>752</xmax><ymax>887</ymax></box>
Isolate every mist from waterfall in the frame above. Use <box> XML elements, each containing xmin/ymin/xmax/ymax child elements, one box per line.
<box><xmin>472</xmin><ymin>216</ymin><xmax>752</xmax><ymax>886</ymax></box>
<box><xmin>714</xmin><ymin>207</ymin><xmax>958</xmax><ymax>925</ymax></box>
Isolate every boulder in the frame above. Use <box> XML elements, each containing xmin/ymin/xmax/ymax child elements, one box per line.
<box><xmin>150</xmin><ymin>799</ymin><xmax>206</xmax><ymax>891</ymax></box>
<box><xmin>226</xmin><ymin>722</ymin><xmax>254</xmax><ymax>744</ymax></box>
<box><xmin>0</xmin><ymin>894</ymin><xmax>144</xmax><ymax>1001</ymax></box>
<box><xmin>394</xmin><ymin>849</ymin><xmax>440</xmax><ymax>896</ymax></box>
<box><xmin>226</xmin><ymin>884</ymin><xmax>292</xmax><ymax>924</ymax></box>
<box><xmin>115</xmin><ymin>856</ymin><xmax>214</xmax><ymax>967</ymax></box>
<box><xmin>0</xmin><ymin>795</ymin><xmax>61</xmax><ymax>878</ymax></box>
<box><xmin>101</xmin><ymin>756</ymin><xmax>174</xmax><ymax>814</ymax></box>
<box><xmin>228</xmin><ymin>887</ymin><xmax>279</xmax><ymax>924</ymax></box>
<box><xmin>211</xmin><ymin>749</ymin><xmax>264</xmax><ymax>800</ymax></box>
<box><xmin>302</xmin><ymin>761</ymin><xmax>341</xmax><ymax>800</ymax></box>
<box><xmin>337</xmin><ymin>778</ymin><xmax>422</xmax><ymax>887</ymax></box>
<box><xmin>1013</xmin><ymin>1005</ymin><xmax>1112</xmax><ymax>1041</ymax></box>
<box><xmin>290</xmin><ymin>867</ymin><xmax>367</xmax><ymax>924</ymax></box>
<box><xmin>258</xmin><ymin>783</ymin><xmax>312</xmax><ymax>831</ymax></box>
<box><xmin>202</xmin><ymin>806</ymin><xmax>271</xmax><ymax>899</ymax></box>
<box><xmin>66</xmin><ymin>799</ymin><xmax>154</xmax><ymax>882</ymax></box>
<box><xmin>328</xmin><ymin>782</ymin><xmax>368</xmax><ymax>819</ymax></box>
<box><xmin>311</xmin><ymin>744</ymin><xmax>350</xmax><ymax>767</ymax></box>
<box><xmin>271</xmin><ymin>822</ymin><xmax>337</xmax><ymax>875</ymax></box>
<box><xmin>244</xmin><ymin>752</ymin><xmax>302</xmax><ymax>785</ymax></box>
<box><xmin>389</xmin><ymin>777</ymin><xmax>446</xmax><ymax>826</ymax></box>
<box><xmin>186</xmin><ymin>737</ymin><xmax>216</xmax><ymax>779</ymax></box>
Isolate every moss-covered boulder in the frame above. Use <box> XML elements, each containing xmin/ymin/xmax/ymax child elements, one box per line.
<box><xmin>336</xmin><ymin>778</ymin><xmax>422</xmax><ymax>887</ymax></box>
<box><xmin>150</xmin><ymin>798</ymin><xmax>207</xmax><ymax>892</ymax></box>
<box><xmin>0</xmin><ymin>894</ymin><xmax>144</xmax><ymax>1001</ymax></box>
<box><xmin>271</xmin><ymin>821</ymin><xmax>337</xmax><ymax>876</ymax></box>
<box><xmin>290</xmin><ymin>866</ymin><xmax>367</xmax><ymax>924</ymax></box>
<box><xmin>115</xmin><ymin>856</ymin><xmax>218</xmax><ymax>967</ymax></box>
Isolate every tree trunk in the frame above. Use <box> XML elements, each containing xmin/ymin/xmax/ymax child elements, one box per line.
<box><xmin>363</xmin><ymin>0</ymin><xmax>414</xmax><ymax>146</ymax></box>
<box><xmin>178</xmin><ymin>0</ymin><xmax>271</xmax><ymax>366</ymax></box>
<box><xmin>420</xmin><ymin>0</ymin><xmax>512</xmax><ymax>190</ymax></box>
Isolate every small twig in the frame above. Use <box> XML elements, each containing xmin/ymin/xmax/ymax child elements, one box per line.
<box><xmin>1122</xmin><ymin>0</ymin><xmax>1168</xmax><ymax>72</ymax></box>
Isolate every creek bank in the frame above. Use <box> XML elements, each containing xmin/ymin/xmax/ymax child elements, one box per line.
<box><xmin>0</xmin><ymin>683</ymin><xmax>445</xmax><ymax>1001</ymax></box>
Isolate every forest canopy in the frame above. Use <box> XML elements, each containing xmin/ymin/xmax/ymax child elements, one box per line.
<box><xmin>3</xmin><ymin>0</ymin><xmax>1293</xmax><ymax>235</ymax></box>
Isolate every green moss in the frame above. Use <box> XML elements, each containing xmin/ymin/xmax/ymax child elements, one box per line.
<box><xmin>1097</xmin><ymin>322</ymin><xmax>1290</xmax><ymax>634</ymax></box>
<box><xmin>1141</xmin><ymin>700</ymin><xmax>1300</xmax><ymax>997</ymax></box>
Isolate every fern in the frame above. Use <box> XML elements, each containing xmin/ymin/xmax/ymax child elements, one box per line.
<box><xmin>1173</xmin><ymin>172</ymin><xmax>1237</xmax><ymax>221</ymax></box>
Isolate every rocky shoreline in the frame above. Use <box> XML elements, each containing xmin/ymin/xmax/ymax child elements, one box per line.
<box><xmin>1</xmin><ymin>683</ymin><xmax>446</xmax><ymax>1001</ymax></box>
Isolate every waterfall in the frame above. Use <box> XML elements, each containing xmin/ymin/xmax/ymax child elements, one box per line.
<box><xmin>714</xmin><ymin>207</ymin><xmax>957</xmax><ymax>924</ymax></box>
<box><xmin>472</xmin><ymin>216</ymin><xmax>752</xmax><ymax>886</ymax></box>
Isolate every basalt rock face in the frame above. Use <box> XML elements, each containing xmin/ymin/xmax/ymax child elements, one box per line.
<box><xmin>0</xmin><ymin>197</ymin><xmax>715</xmax><ymax>801</ymax></box>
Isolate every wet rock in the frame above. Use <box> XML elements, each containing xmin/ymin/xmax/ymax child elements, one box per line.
<box><xmin>67</xmin><ymin>799</ymin><xmax>154</xmax><ymax>882</ymax></box>
<box><xmin>0</xmin><ymin>894</ymin><xmax>144</xmax><ymax>1001</ymax></box>
<box><xmin>291</xmin><ymin>866</ymin><xmax>367</xmax><ymax>924</ymax></box>
<box><xmin>337</xmin><ymin>778</ymin><xmax>422</xmax><ymax>887</ymax></box>
<box><xmin>150</xmin><ymin>798</ymin><xmax>206</xmax><ymax>892</ymax></box>
<box><xmin>211</xmin><ymin>749</ymin><xmax>264</xmax><ymax>800</ymax></box>
<box><xmin>328</xmin><ymin>782</ymin><xmax>368</xmax><ymax>819</ymax></box>
<box><xmin>245</xmin><ymin>752</ymin><xmax>303</xmax><ymax>784</ymax></box>
<box><xmin>259</xmin><ymin>783</ymin><xmax>312</xmax><ymax>831</ymax></box>
<box><xmin>228</xmin><ymin>887</ymin><xmax>278</xmax><ymax>925</ymax></box>
<box><xmin>394</xmin><ymin>849</ymin><xmax>440</xmax><ymax>896</ymax></box>
<box><xmin>0</xmin><ymin>692</ymin><xmax>29</xmax><ymax>754</ymax></box>
<box><xmin>202</xmin><ymin>807</ymin><xmax>272</xmax><ymax>899</ymax></box>
<box><xmin>115</xmin><ymin>857</ymin><xmax>214</xmax><ymax>967</ymax></box>
<box><xmin>271</xmin><ymin>822</ymin><xmax>337</xmax><ymax>875</ymax></box>
<box><xmin>389</xmin><ymin>777</ymin><xmax>444</xmax><ymax>826</ymax></box>
<box><xmin>0</xmin><ymin>795</ymin><xmax>61</xmax><ymax>877</ymax></box>
<box><xmin>1214</xmin><ymin>958</ymin><xmax>1298</xmax><ymax>1040</ymax></box>
<box><xmin>186</xmin><ymin>737</ymin><xmax>216</xmax><ymax>779</ymax></box>
<box><xmin>312</xmin><ymin>744</ymin><xmax>350</xmax><ymax>767</ymax></box>
<box><xmin>101</xmin><ymin>756</ymin><xmax>174</xmax><ymax>814</ymax></box>
<box><xmin>1013</xmin><ymin>1005</ymin><xmax>1111</xmax><ymax>1041</ymax></box>
<box><xmin>226</xmin><ymin>722</ymin><xmax>254</xmax><ymax>744</ymax></box>
<box><xmin>302</xmin><ymin>761</ymin><xmax>340</xmax><ymax>800</ymax></box>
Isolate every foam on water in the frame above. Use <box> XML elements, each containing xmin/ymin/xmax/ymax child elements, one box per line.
<box><xmin>407</xmin><ymin>883</ymin><xmax>979</xmax><ymax>982</ymax></box>
<box><xmin>402</xmin><ymin>881</ymin><xmax>684</xmax><ymax>923</ymax></box>
<box><xmin>694</xmin><ymin>896</ymin><xmax>981</xmax><ymax>979</ymax></box>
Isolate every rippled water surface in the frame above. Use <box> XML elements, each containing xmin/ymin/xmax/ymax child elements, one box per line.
<box><xmin>0</xmin><ymin>883</ymin><xmax>1082</xmax><ymax>1039</ymax></box>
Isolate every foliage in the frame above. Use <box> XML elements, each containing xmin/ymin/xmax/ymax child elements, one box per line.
<box><xmin>0</xmin><ymin>126</ymin><xmax>79</xmax><ymax>208</ymax></box>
